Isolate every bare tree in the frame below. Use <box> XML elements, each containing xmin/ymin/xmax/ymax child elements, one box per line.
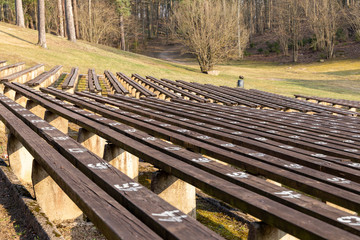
<box><xmin>37</xmin><ymin>0</ymin><xmax>47</xmax><ymax>48</ymax></box>
<box><xmin>58</xmin><ymin>0</ymin><xmax>65</xmax><ymax>37</ymax></box>
<box><xmin>15</xmin><ymin>0</ymin><xmax>25</xmax><ymax>27</ymax></box>
<box><xmin>65</xmin><ymin>0</ymin><xmax>76</xmax><ymax>42</ymax></box>
<box><xmin>172</xmin><ymin>0</ymin><xmax>247</xmax><ymax>73</ymax></box>
<box><xmin>346</xmin><ymin>2</ymin><xmax>360</xmax><ymax>40</ymax></box>
<box><xmin>72</xmin><ymin>0</ymin><xmax>79</xmax><ymax>38</ymax></box>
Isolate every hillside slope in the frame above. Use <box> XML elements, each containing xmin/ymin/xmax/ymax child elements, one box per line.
<box><xmin>1</xmin><ymin>22</ymin><xmax>360</xmax><ymax>100</ymax></box>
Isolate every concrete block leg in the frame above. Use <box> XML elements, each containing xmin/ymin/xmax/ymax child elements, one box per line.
<box><xmin>103</xmin><ymin>143</ymin><xmax>139</xmax><ymax>179</ymax></box>
<box><xmin>4</xmin><ymin>86</ymin><xmax>16</xmax><ymax>100</ymax></box>
<box><xmin>77</xmin><ymin>128</ymin><xmax>106</xmax><ymax>158</ymax></box>
<box><xmin>15</xmin><ymin>92</ymin><xmax>28</xmax><ymax>107</ymax></box>
<box><xmin>44</xmin><ymin>110</ymin><xmax>69</xmax><ymax>134</ymax></box>
<box><xmin>7</xmin><ymin>133</ymin><xmax>33</xmax><ymax>184</ymax></box>
<box><xmin>151</xmin><ymin>170</ymin><xmax>196</xmax><ymax>218</ymax></box>
<box><xmin>248</xmin><ymin>222</ymin><xmax>298</xmax><ymax>240</ymax></box>
<box><xmin>32</xmin><ymin>160</ymin><xmax>82</xmax><ymax>222</ymax></box>
<box><xmin>26</xmin><ymin>100</ymin><xmax>46</xmax><ymax>119</ymax></box>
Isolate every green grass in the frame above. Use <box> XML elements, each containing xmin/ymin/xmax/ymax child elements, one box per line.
<box><xmin>1</xmin><ymin>22</ymin><xmax>360</xmax><ymax>100</ymax></box>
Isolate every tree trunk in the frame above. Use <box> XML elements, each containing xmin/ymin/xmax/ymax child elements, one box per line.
<box><xmin>120</xmin><ymin>14</ymin><xmax>126</xmax><ymax>51</ymax></box>
<box><xmin>65</xmin><ymin>0</ymin><xmax>76</xmax><ymax>42</ymax></box>
<box><xmin>58</xmin><ymin>0</ymin><xmax>64</xmax><ymax>37</ymax></box>
<box><xmin>237</xmin><ymin>0</ymin><xmax>242</xmax><ymax>59</ymax></box>
<box><xmin>88</xmin><ymin>0</ymin><xmax>92</xmax><ymax>42</ymax></box>
<box><xmin>72</xmin><ymin>0</ymin><xmax>79</xmax><ymax>38</ymax></box>
<box><xmin>147</xmin><ymin>2</ymin><xmax>152</xmax><ymax>39</ymax></box>
<box><xmin>15</xmin><ymin>0</ymin><xmax>25</xmax><ymax>28</ymax></box>
<box><xmin>37</xmin><ymin>0</ymin><xmax>47</xmax><ymax>48</ymax></box>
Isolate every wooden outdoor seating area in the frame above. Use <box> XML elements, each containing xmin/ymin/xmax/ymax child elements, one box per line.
<box><xmin>0</xmin><ymin>61</ymin><xmax>359</xmax><ymax>240</ymax></box>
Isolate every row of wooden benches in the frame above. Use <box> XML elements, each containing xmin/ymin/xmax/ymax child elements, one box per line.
<box><xmin>295</xmin><ymin>94</ymin><xmax>360</xmax><ymax>110</ymax></box>
<box><xmin>2</xmin><ymin>83</ymin><xmax>360</xmax><ymax>239</ymax></box>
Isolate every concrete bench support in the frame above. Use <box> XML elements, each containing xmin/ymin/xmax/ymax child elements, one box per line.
<box><xmin>151</xmin><ymin>171</ymin><xmax>196</xmax><ymax>218</ymax></box>
<box><xmin>32</xmin><ymin>160</ymin><xmax>82</xmax><ymax>222</ymax></box>
<box><xmin>3</xmin><ymin>86</ymin><xmax>16</xmax><ymax>100</ymax></box>
<box><xmin>77</xmin><ymin>128</ymin><xmax>106</xmax><ymax>158</ymax></box>
<box><xmin>14</xmin><ymin>92</ymin><xmax>28</xmax><ymax>107</ymax></box>
<box><xmin>248</xmin><ymin>222</ymin><xmax>298</xmax><ymax>240</ymax></box>
<box><xmin>44</xmin><ymin>110</ymin><xmax>69</xmax><ymax>134</ymax></box>
<box><xmin>103</xmin><ymin>143</ymin><xmax>139</xmax><ymax>179</ymax></box>
<box><xmin>7</xmin><ymin>133</ymin><xmax>33</xmax><ymax>184</ymax></box>
<box><xmin>26</xmin><ymin>100</ymin><xmax>46</xmax><ymax>119</ymax></box>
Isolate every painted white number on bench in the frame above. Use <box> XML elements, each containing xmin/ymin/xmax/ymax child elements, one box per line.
<box><xmin>337</xmin><ymin>216</ymin><xmax>360</xmax><ymax>226</ymax></box>
<box><xmin>327</xmin><ymin>177</ymin><xmax>351</xmax><ymax>184</ymax></box>
<box><xmin>314</xmin><ymin>141</ymin><xmax>327</xmax><ymax>145</ymax></box>
<box><xmin>177</xmin><ymin>129</ymin><xmax>189</xmax><ymax>133</ymax></box>
<box><xmin>145</xmin><ymin>119</ymin><xmax>155</xmax><ymax>122</ymax></box>
<box><xmin>348</xmin><ymin>163</ymin><xmax>360</xmax><ymax>168</ymax></box>
<box><xmin>197</xmin><ymin>135</ymin><xmax>211</xmax><ymax>140</ymax></box>
<box><xmin>248</xmin><ymin>153</ymin><xmax>265</xmax><ymax>157</ymax></box>
<box><xmin>8</xmin><ymin>104</ymin><xmax>19</xmax><ymax>107</ymax></box>
<box><xmin>14</xmin><ymin>108</ymin><xmax>26</xmax><ymax>112</ymax></box>
<box><xmin>114</xmin><ymin>183</ymin><xmax>142</xmax><ymax>192</ymax></box>
<box><xmin>344</xmin><ymin>149</ymin><xmax>358</xmax><ymax>152</ymax></box>
<box><xmin>274</xmin><ymin>191</ymin><xmax>301</xmax><ymax>199</ymax></box>
<box><xmin>109</xmin><ymin>122</ymin><xmax>121</xmax><ymax>126</ymax></box>
<box><xmin>195</xmin><ymin>122</ymin><xmax>205</xmax><ymax>125</ymax></box>
<box><xmin>22</xmin><ymin>114</ymin><xmax>35</xmax><ymax>117</ymax></box>
<box><xmin>152</xmin><ymin>210</ymin><xmax>187</xmax><ymax>222</ymax></box>
<box><xmin>96</xmin><ymin>118</ymin><xmax>107</xmax><ymax>121</ymax></box>
<box><xmin>192</xmin><ymin>158</ymin><xmax>211</xmax><ymax>163</ymax></box>
<box><xmin>31</xmin><ymin>120</ymin><xmax>45</xmax><ymax>123</ymax></box>
<box><xmin>212</xmin><ymin>127</ymin><xmax>223</xmax><ymax>130</ymax></box>
<box><xmin>53</xmin><ymin>136</ymin><xmax>69</xmax><ymax>141</ymax></box>
<box><xmin>232</xmin><ymin>132</ymin><xmax>242</xmax><ymax>135</ymax></box>
<box><xmin>352</xmin><ymin>135</ymin><xmax>360</xmax><ymax>138</ymax></box>
<box><xmin>41</xmin><ymin>127</ymin><xmax>56</xmax><ymax>131</ymax></box>
<box><xmin>124</xmin><ymin>129</ymin><xmax>136</xmax><ymax>133</ymax></box>
<box><xmin>343</xmin><ymin>140</ymin><xmax>355</xmax><ymax>143</ymax></box>
<box><xmin>221</xmin><ymin>143</ymin><xmax>235</xmax><ymax>148</ymax></box>
<box><xmin>164</xmin><ymin>147</ymin><xmax>181</xmax><ymax>151</ymax></box>
<box><xmin>160</xmin><ymin>124</ymin><xmax>171</xmax><ymax>127</ymax></box>
<box><xmin>255</xmin><ymin>137</ymin><xmax>267</xmax><ymax>141</ymax></box>
<box><xmin>284</xmin><ymin>164</ymin><xmax>303</xmax><ymax>169</ymax></box>
<box><xmin>88</xmin><ymin>162</ymin><xmax>110</xmax><ymax>170</ymax></box>
<box><xmin>180</xmin><ymin>118</ymin><xmax>189</xmax><ymax>121</ymax></box>
<box><xmin>142</xmin><ymin>137</ymin><xmax>156</xmax><ymax>141</ymax></box>
<box><xmin>84</xmin><ymin>113</ymin><xmax>95</xmax><ymax>116</ymax></box>
<box><xmin>311</xmin><ymin>153</ymin><xmax>327</xmax><ymax>158</ymax></box>
<box><xmin>267</xmin><ymin>130</ymin><xmax>278</xmax><ymax>134</ymax></box>
<box><xmin>226</xmin><ymin>172</ymin><xmax>249</xmax><ymax>178</ymax></box>
<box><xmin>279</xmin><ymin>145</ymin><xmax>294</xmax><ymax>149</ymax></box>
<box><xmin>69</xmin><ymin>148</ymin><xmax>87</xmax><ymax>153</ymax></box>
<box><xmin>230</xmin><ymin>121</ymin><xmax>239</xmax><ymax>124</ymax></box>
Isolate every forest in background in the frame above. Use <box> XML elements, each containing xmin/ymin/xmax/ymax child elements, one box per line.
<box><xmin>1</xmin><ymin>0</ymin><xmax>360</xmax><ymax>72</ymax></box>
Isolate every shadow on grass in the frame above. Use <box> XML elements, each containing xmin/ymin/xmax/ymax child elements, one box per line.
<box><xmin>323</xmin><ymin>69</ymin><xmax>360</xmax><ymax>76</ymax></box>
<box><xmin>284</xmin><ymin>79</ymin><xmax>360</xmax><ymax>95</ymax></box>
<box><xmin>0</xmin><ymin>29</ymin><xmax>34</xmax><ymax>45</ymax></box>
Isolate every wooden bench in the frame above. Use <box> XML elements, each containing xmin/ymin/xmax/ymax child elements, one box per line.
<box><xmin>116</xmin><ymin>72</ymin><xmax>156</xmax><ymax>98</ymax></box>
<box><xmin>132</xmin><ymin>74</ymin><xmax>180</xmax><ymax>100</ymax></box>
<box><xmin>6</xmin><ymin>83</ymin><xmax>359</xmax><ymax>239</ymax></box>
<box><xmin>38</xmin><ymin>87</ymin><xmax>360</xmax><ymax>237</ymax></box>
<box><xmin>26</xmin><ymin>65</ymin><xmax>63</xmax><ymax>88</ymax></box>
<box><xmin>295</xmin><ymin>94</ymin><xmax>360</xmax><ymax>111</ymax></box>
<box><xmin>0</xmin><ymin>95</ymin><xmax>162</xmax><ymax>240</ymax></box>
<box><xmin>104</xmin><ymin>70</ymin><xmax>129</xmax><ymax>95</ymax></box>
<box><xmin>146</xmin><ymin>76</ymin><xmax>209</xmax><ymax>103</ymax></box>
<box><xmin>160</xmin><ymin>78</ymin><xmax>237</xmax><ymax>105</ymax></box>
<box><xmin>0</xmin><ymin>86</ymin><xmax>222</xmax><ymax>240</ymax></box>
<box><xmin>0</xmin><ymin>62</ymin><xmax>25</xmax><ymax>78</ymax></box>
<box><xmin>87</xmin><ymin>69</ymin><xmax>102</xmax><ymax>93</ymax></box>
<box><xmin>0</xmin><ymin>64</ymin><xmax>45</xmax><ymax>84</ymax></box>
<box><xmin>62</xmin><ymin>67</ymin><xmax>79</xmax><ymax>90</ymax></box>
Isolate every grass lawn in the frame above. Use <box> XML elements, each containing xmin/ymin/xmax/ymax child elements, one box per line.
<box><xmin>0</xmin><ymin>22</ymin><xmax>360</xmax><ymax>100</ymax></box>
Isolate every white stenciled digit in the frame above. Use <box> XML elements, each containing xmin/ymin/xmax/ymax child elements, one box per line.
<box><xmin>152</xmin><ymin>210</ymin><xmax>187</xmax><ymax>222</ymax></box>
<box><xmin>69</xmin><ymin>148</ymin><xmax>87</xmax><ymax>153</ymax></box>
<box><xmin>142</xmin><ymin>137</ymin><xmax>156</xmax><ymax>141</ymax></box>
<box><xmin>279</xmin><ymin>145</ymin><xmax>294</xmax><ymax>149</ymax></box>
<box><xmin>248</xmin><ymin>153</ymin><xmax>265</xmax><ymax>157</ymax></box>
<box><xmin>311</xmin><ymin>153</ymin><xmax>327</xmax><ymax>158</ymax></box>
<box><xmin>226</xmin><ymin>172</ymin><xmax>249</xmax><ymax>178</ymax></box>
<box><xmin>221</xmin><ymin>143</ymin><xmax>235</xmax><ymax>148</ymax></box>
<box><xmin>41</xmin><ymin>127</ymin><xmax>56</xmax><ymax>131</ymax></box>
<box><xmin>114</xmin><ymin>183</ymin><xmax>142</xmax><ymax>192</ymax></box>
<box><xmin>337</xmin><ymin>216</ymin><xmax>360</xmax><ymax>226</ymax></box>
<box><xmin>125</xmin><ymin>129</ymin><xmax>137</xmax><ymax>133</ymax></box>
<box><xmin>197</xmin><ymin>135</ymin><xmax>211</xmax><ymax>140</ymax></box>
<box><xmin>192</xmin><ymin>158</ymin><xmax>211</xmax><ymax>163</ymax></box>
<box><xmin>284</xmin><ymin>164</ymin><xmax>303</xmax><ymax>169</ymax></box>
<box><xmin>22</xmin><ymin>114</ymin><xmax>35</xmax><ymax>117</ymax></box>
<box><xmin>255</xmin><ymin>137</ymin><xmax>267</xmax><ymax>141</ymax></box>
<box><xmin>177</xmin><ymin>129</ymin><xmax>189</xmax><ymax>133</ymax></box>
<box><xmin>31</xmin><ymin>120</ymin><xmax>45</xmax><ymax>123</ymax></box>
<box><xmin>212</xmin><ymin>127</ymin><xmax>223</xmax><ymax>130</ymax></box>
<box><xmin>53</xmin><ymin>136</ymin><xmax>69</xmax><ymax>141</ymax></box>
<box><xmin>274</xmin><ymin>191</ymin><xmax>301</xmax><ymax>199</ymax></box>
<box><xmin>348</xmin><ymin>163</ymin><xmax>360</xmax><ymax>168</ymax></box>
<box><xmin>327</xmin><ymin>177</ymin><xmax>351</xmax><ymax>184</ymax></box>
<box><xmin>109</xmin><ymin>122</ymin><xmax>121</xmax><ymax>126</ymax></box>
<box><xmin>164</xmin><ymin>147</ymin><xmax>181</xmax><ymax>151</ymax></box>
<box><xmin>87</xmin><ymin>162</ymin><xmax>110</xmax><ymax>170</ymax></box>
